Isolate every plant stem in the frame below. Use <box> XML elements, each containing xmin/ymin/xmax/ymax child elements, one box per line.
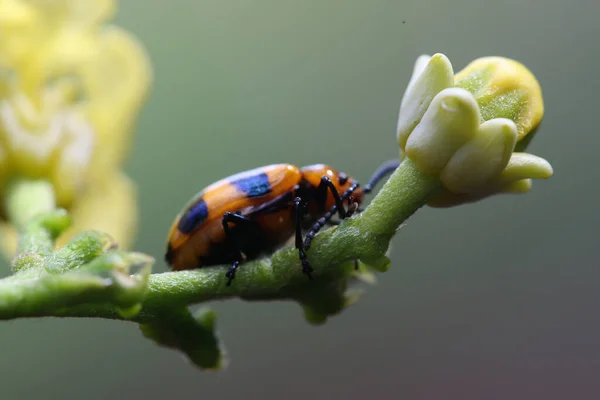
<box><xmin>359</xmin><ymin>158</ymin><xmax>441</xmax><ymax>233</ymax></box>
<box><xmin>0</xmin><ymin>159</ymin><xmax>443</xmax><ymax>322</ymax></box>
<box><xmin>5</xmin><ymin>180</ymin><xmax>56</xmax><ymax>232</ymax></box>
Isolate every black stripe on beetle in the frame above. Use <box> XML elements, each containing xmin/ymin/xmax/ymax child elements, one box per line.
<box><xmin>178</xmin><ymin>199</ymin><xmax>209</xmax><ymax>234</ymax></box>
<box><xmin>231</xmin><ymin>172</ymin><xmax>272</xmax><ymax>198</ymax></box>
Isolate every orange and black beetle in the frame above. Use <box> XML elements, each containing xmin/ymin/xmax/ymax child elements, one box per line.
<box><xmin>165</xmin><ymin>160</ymin><xmax>399</xmax><ymax>285</ymax></box>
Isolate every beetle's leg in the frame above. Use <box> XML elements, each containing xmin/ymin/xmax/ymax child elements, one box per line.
<box><xmin>345</xmin><ymin>195</ymin><xmax>359</xmax><ymax>218</ymax></box>
<box><xmin>299</xmin><ymin>182</ymin><xmax>361</xmax><ymax>278</ymax></box>
<box><xmin>225</xmin><ymin>261</ymin><xmax>240</xmax><ymax>286</ymax></box>
<box><xmin>294</xmin><ymin>197</ymin><xmax>314</xmax><ymax>280</ymax></box>
<box><xmin>328</xmin><ymin>199</ymin><xmax>359</xmax><ymax>269</ymax></box>
<box><xmin>326</xmin><ymin>196</ymin><xmax>358</xmax><ymax>225</ymax></box>
<box><xmin>304</xmin><ymin>182</ymin><xmax>359</xmax><ymax>252</ymax></box>
<box><xmin>346</xmin><ymin>195</ymin><xmax>359</xmax><ymax>271</ymax></box>
<box><xmin>346</xmin><ymin>203</ymin><xmax>359</xmax><ymax>218</ymax></box>
<box><xmin>222</xmin><ymin>211</ymin><xmax>251</xmax><ymax>286</ymax></box>
<box><xmin>317</xmin><ymin>176</ymin><xmax>347</xmax><ymax>219</ymax></box>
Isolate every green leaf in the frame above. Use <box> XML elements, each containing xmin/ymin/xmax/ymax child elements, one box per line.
<box><xmin>45</xmin><ymin>230</ymin><xmax>117</xmax><ymax>273</ymax></box>
<box><xmin>139</xmin><ymin>307</ymin><xmax>226</xmax><ymax>370</ymax></box>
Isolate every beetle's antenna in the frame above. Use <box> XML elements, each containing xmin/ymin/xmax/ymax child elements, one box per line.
<box><xmin>363</xmin><ymin>159</ymin><xmax>401</xmax><ymax>193</ymax></box>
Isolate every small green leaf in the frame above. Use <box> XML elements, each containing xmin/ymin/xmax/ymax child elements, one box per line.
<box><xmin>117</xmin><ymin>303</ymin><xmax>143</xmax><ymax>319</ymax></box>
<box><xmin>45</xmin><ymin>230</ymin><xmax>117</xmax><ymax>273</ymax></box>
<box><xmin>359</xmin><ymin>255</ymin><xmax>391</xmax><ymax>273</ymax></box>
<box><xmin>10</xmin><ymin>253</ymin><xmax>45</xmax><ymax>275</ymax></box>
<box><xmin>292</xmin><ymin>273</ymin><xmax>350</xmax><ymax>325</ymax></box>
<box><xmin>139</xmin><ymin>307</ymin><xmax>226</xmax><ymax>370</ymax></box>
<box><xmin>79</xmin><ymin>251</ymin><xmax>153</xmax><ymax>310</ymax></box>
<box><xmin>302</xmin><ymin>305</ymin><xmax>328</xmax><ymax>325</ymax></box>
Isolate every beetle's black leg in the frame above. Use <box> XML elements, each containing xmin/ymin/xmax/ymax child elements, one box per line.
<box><xmin>222</xmin><ymin>211</ymin><xmax>251</xmax><ymax>286</ymax></box>
<box><xmin>347</xmin><ymin>195</ymin><xmax>359</xmax><ymax>271</ymax></box>
<box><xmin>345</xmin><ymin>195</ymin><xmax>359</xmax><ymax>218</ymax></box>
<box><xmin>327</xmin><ymin>196</ymin><xmax>358</xmax><ymax>225</ymax></box>
<box><xmin>297</xmin><ymin>182</ymin><xmax>361</xmax><ymax>279</ymax></box>
<box><xmin>318</xmin><ymin>176</ymin><xmax>347</xmax><ymax>219</ymax></box>
<box><xmin>226</xmin><ymin>261</ymin><xmax>240</xmax><ymax>285</ymax></box>
<box><xmin>294</xmin><ymin>197</ymin><xmax>314</xmax><ymax>279</ymax></box>
<box><xmin>345</xmin><ymin>203</ymin><xmax>359</xmax><ymax>219</ymax></box>
<box><xmin>303</xmin><ymin>182</ymin><xmax>360</xmax><ymax>253</ymax></box>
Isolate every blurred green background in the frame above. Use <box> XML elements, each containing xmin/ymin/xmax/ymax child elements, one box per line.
<box><xmin>2</xmin><ymin>0</ymin><xmax>599</xmax><ymax>398</ymax></box>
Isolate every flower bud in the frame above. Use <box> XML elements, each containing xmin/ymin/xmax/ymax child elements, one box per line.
<box><xmin>440</xmin><ymin>118</ymin><xmax>517</xmax><ymax>193</ymax></box>
<box><xmin>405</xmin><ymin>88</ymin><xmax>480</xmax><ymax>174</ymax></box>
<box><xmin>396</xmin><ymin>54</ymin><xmax>552</xmax><ymax>206</ymax></box>
<box><xmin>454</xmin><ymin>57</ymin><xmax>544</xmax><ymax>141</ymax></box>
<box><xmin>397</xmin><ymin>53</ymin><xmax>454</xmax><ymax>150</ymax></box>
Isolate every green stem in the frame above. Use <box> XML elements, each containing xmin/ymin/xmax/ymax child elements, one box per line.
<box><xmin>4</xmin><ymin>180</ymin><xmax>63</xmax><ymax>273</ymax></box>
<box><xmin>0</xmin><ymin>159</ymin><xmax>442</xmax><ymax>321</ymax></box>
<box><xmin>359</xmin><ymin>158</ymin><xmax>441</xmax><ymax>233</ymax></box>
<box><xmin>0</xmin><ymin>272</ymin><xmax>118</xmax><ymax>320</ymax></box>
<box><xmin>0</xmin><ymin>161</ymin><xmax>441</xmax><ymax>369</ymax></box>
<box><xmin>5</xmin><ymin>179</ymin><xmax>56</xmax><ymax>232</ymax></box>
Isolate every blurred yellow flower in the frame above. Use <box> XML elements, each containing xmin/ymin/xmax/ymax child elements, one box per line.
<box><xmin>0</xmin><ymin>0</ymin><xmax>151</xmax><ymax>257</ymax></box>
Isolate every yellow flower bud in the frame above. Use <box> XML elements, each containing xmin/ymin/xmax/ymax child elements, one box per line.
<box><xmin>497</xmin><ymin>153</ymin><xmax>554</xmax><ymax>184</ymax></box>
<box><xmin>397</xmin><ymin>53</ymin><xmax>454</xmax><ymax>151</ymax></box>
<box><xmin>455</xmin><ymin>57</ymin><xmax>544</xmax><ymax>141</ymax></box>
<box><xmin>440</xmin><ymin>118</ymin><xmax>517</xmax><ymax>193</ymax></box>
<box><xmin>405</xmin><ymin>88</ymin><xmax>480</xmax><ymax>174</ymax></box>
<box><xmin>396</xmin><ymin>53</ymin><xmax>552</xmax><ymax>206</ymax></box>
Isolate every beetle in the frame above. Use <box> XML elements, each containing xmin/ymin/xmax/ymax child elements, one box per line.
<box><xmin>165</xmin><ymin>160</ymin><xmax>400</xmax><ymax>285</ymax></box>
